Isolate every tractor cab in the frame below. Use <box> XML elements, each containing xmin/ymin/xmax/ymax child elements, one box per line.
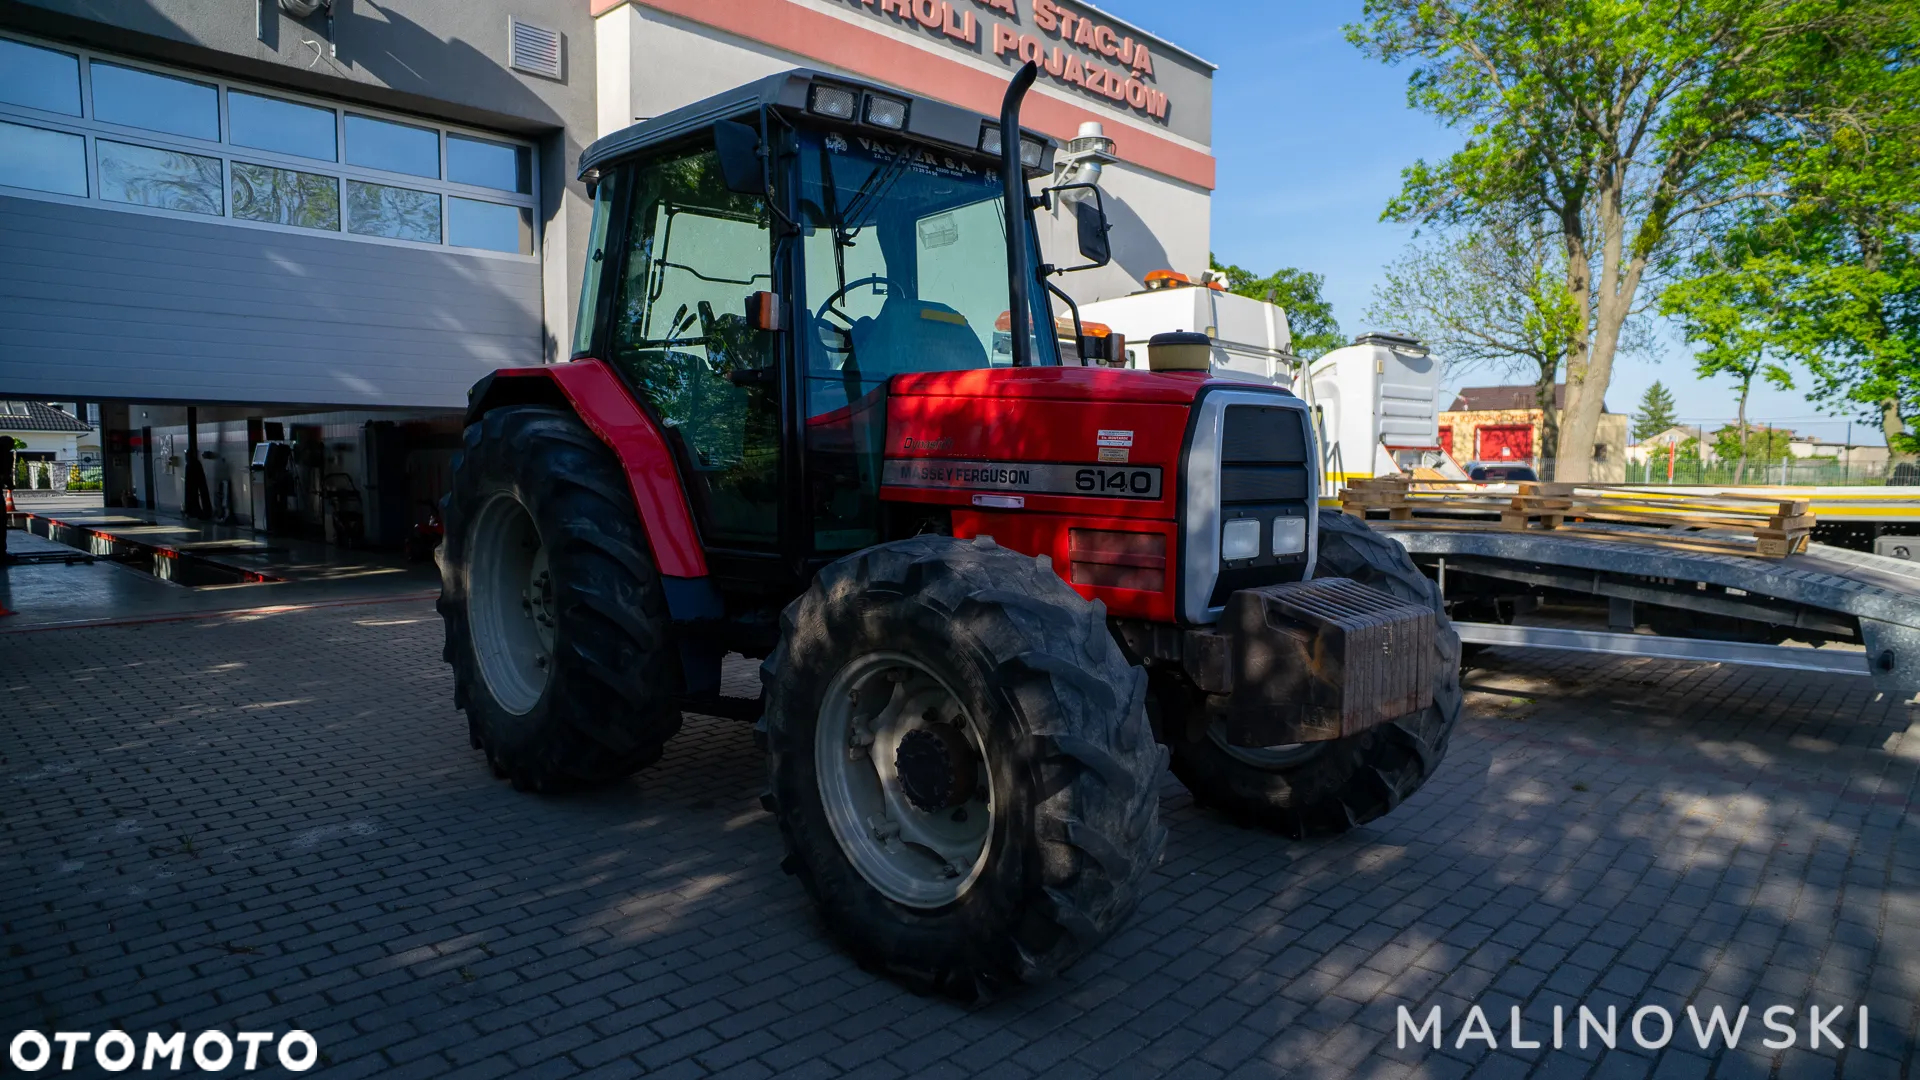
<box><xmin>552</xmin><ymin>69</ymin><xmax>1116</xmax><ymax>595</ymax></box>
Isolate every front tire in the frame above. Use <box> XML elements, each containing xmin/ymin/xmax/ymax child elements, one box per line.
<box><xmin>763</xmin><ymin>535</ymin><xmax>1165</xmax><ymax>999</ymax></box>
<box><xmin>438</xmin><ymin>405</ymin><xmax>682</xmax><ymax>791</ymax></box>
<box><xmin>1164</xmin><ymin>509</ymin><xmax>1462</xmax><ymax>837</ymax></box>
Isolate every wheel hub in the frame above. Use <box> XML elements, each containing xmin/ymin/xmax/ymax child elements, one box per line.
<box><xmin>895</xmin><ymin>725</ymin><xmax>978</xmax><ymax>812</ymax></box>
<box><xmin>815</xmin><ymin>653</ymin><xmax>995</xmax><ymax>909</ymax></box>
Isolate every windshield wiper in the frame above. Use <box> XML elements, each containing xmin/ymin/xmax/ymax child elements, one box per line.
<box><xmin>839</xmin><ymin>142</ymin><xmax>914</xmax><ymax>244</ymax></box>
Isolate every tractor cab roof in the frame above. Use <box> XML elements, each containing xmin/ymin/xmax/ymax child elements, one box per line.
<box><xmin>578</xmin><ymin>68</ymin><xmax>1056</xmax><ymax>180</ymax></box>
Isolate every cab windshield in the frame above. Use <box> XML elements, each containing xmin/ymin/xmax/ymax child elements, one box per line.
<box><xmin>797</xmin><ymin>128</ymin><xmax>1056</xmax><ymax>419</ymax></box>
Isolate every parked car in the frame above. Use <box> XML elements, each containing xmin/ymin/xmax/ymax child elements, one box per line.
<box><xmin>1465</xmin><ymin>461</ymin><xmax>1540</xmax><ymax>482</ymax></box>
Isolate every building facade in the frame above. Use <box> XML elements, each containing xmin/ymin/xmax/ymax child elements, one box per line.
<box><xmin>1</xmin><ymin>0</ymin><xmax>1210</xmax><ymax>533</ymax></box>
<box><xmin>1439</xmin><ymin>384</ymin><xmax>1629</xmax><ymax>482</ymax></box>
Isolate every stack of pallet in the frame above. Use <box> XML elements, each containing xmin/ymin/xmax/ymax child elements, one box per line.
<box><xmin>1337</xmin><ymin>476</ymin><xmax>1416</xmax><ymax>520</ymax></box>
<box><xmin>1337</xmin><ymin>478</ymin><xmax>1816</xmax><ymax>558</ymax></box>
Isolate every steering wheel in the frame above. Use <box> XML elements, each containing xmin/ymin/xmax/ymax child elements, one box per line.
<box><xmin>811</xmin><ymin>274</ymin><xmax>904</xmax><ymax>356</ymax></box>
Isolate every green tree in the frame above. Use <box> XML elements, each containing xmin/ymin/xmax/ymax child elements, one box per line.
<box><xmin>1661</xmin><ymin>229</ymin><xmax>1798</xmax><ymax>483</ymax></box>
<box><xmin>1367</xmin><ymin>219</ymin><xmax>1586</xmax><ymax>473</ymax></box>
<box><xmin>1631</xmin><ymin>382</ymin><xmax>1678</xmax><ymax>443</ymax></box>
<box><xmin>1208</xmin><ymin>256</ymin><xmax>1344</xmax><ymax>358</ymax></box>
<box><xmin>1709</xmin><ymin>424</ymin><xmax>1794</xmax><ymax>475</ymax></box>
<box><xmin>1348</xmin><ymin>0</ymin><xmax>1913</xmax><ymax>482</ymax></box>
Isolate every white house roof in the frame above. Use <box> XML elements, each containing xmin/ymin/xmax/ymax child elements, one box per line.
<box><xmin>0</xmin><ymin>402</ymin><xmax>93</xmax><ymax>434</ymax></box>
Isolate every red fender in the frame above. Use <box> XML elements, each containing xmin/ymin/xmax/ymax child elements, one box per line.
<box><xmin>480</xmin><ymin>361</ymin><xmax>707</xmax><ymax>579</ymax></box>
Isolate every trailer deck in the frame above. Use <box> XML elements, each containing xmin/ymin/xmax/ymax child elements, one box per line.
<box><xmin>1373</xmin><ymin>522</ymin><xmax>1920</xmax><ymax>701</ymax></box>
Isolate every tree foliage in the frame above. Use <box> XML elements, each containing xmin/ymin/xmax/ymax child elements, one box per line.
<box><xmin>1709</xmin><ymin>424</ymin><xmax>1794</xmax><ymax>468</ymax></box>
<box><xmin>1631</xmin><ymin>382</ymin><xmax>1677</xmax><ymax>442</ymax></box>
<box><xmin>1348</xmin><ymin>0</ymin><xmax>1916</xmax><ymax>480</ymax></box>
<box><xmin>1208</xmin><ymin>256</ymin><xmax>1345</xmax><ymax>358</ymax></box>
<box><xmin>1659</xmin><ymin>226</ymin><xmax>1800</xmax><ymax>480</ymax></box>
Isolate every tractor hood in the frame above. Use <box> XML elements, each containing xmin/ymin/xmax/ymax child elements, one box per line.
<box><xmin>889</xmin><ymin>365</ymin><xmax>1222</xmax><ymax>405</ymax></box>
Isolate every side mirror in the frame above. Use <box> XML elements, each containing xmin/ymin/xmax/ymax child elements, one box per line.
<box><xmin>1041</xmin><ymin>184</ymin><xmax>1112</xmax><ymax>272</ymax></box>
<box><xmin>714</xmin><ymin>119</ymin><xmax>762</xmax><ymax>195</ymax></box>
<box><xmin>1074</xmin><ymin>198</ymin><xmax>1111</xmax><ymax>267</ymax></box>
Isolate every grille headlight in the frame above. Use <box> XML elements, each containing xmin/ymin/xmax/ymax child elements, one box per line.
<box><xmin>1221</xmin><ymin>518</ymin><xmax>1260</xmax><ymax>562</ymax></box>
<box><xmin>1272</xmin><ymin>516</ymin><xmax>1307</xmax><ymax>556</ymax></box>
<box><xmin>864</xmin><ymin>93</ymin><xmax>908</xmax><ymax>130</ymax></box>
<box><xmin>809</xmin><ymin>85</ymin><xmax>857</xmax><ymax>120</ymax></box>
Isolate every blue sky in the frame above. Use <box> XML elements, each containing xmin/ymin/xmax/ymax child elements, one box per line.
<box><xmin>1094</xmin><ymin>0</ymin><xmax>1881</xmax><ymax>444</ymax></box>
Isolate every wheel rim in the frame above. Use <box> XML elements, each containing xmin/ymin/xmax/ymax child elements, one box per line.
<box><xmin>468</xmin><ymin>493</ymin><xmax>553</xmax><ymax>716</ymax></box>
<box><xmin>815</xmin><ymin>652</ymin><xmax>995</xmax><ymax>909</ymax></box>
<box><xmin>1207</xmin><ymin>720</ymin><xmax>1323</xmax><ymax>770</ymax></box>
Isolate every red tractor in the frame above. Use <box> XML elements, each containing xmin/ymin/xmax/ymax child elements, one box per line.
<box><xmin>439</xmin><ymin>64</ymin><xmax>1461</xmax><ymax>998</ymax></box>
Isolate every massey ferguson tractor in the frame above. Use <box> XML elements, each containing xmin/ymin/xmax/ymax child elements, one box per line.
<box><xmin>438</xmin><ymin>63</ymin><xmax>1462</xmax><ymax>998</ymax></box>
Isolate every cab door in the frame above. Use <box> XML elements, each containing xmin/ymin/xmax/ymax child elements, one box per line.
<box><xmin>605</xmin><ymin>141</ymin><xmax>782</xmax><ymax>551</ymax></box>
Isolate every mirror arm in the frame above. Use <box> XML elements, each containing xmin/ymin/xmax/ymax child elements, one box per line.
<box><xmin>1044</xmin><ymin>279</ymin><xmax>1087</xmax><ymax>364</ymax></box>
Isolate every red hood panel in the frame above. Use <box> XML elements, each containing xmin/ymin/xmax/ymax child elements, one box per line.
<box><xmin>890</xmin><ymin>366</ymin><xmax>1211</xmax><ymax>404</ymax></box>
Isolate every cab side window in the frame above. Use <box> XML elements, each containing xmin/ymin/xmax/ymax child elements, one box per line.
<box><xmin>610</xmin><ymin>145</ymin><xmax>779</xmax><ymax>548</ymax></box>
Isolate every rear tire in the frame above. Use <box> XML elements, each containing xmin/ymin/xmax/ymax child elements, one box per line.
<box><xmin>438</xmin><ymin>405</ymin><xmax>682</xmax><ymax>790</ymax></box>
<box><xmin>763</xmin><ymin>535</ymin><xmax>1165</xmax><ymax>1000</ymax></box>
<box><xmin>1163</xmin><ymin>509</ymin><xmax>1462</xmax><ymax>837</ymax></box>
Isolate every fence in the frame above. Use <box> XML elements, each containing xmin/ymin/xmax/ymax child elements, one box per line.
<box><xmin>1621</xmin><ymin>458</ymin><xmax>1894</xmax><ymax>487</ymax></box>
<box><xmin>1505</xmin><ymin>458</ymin><xmax>1902</xmax><ymax>487</ymax></box>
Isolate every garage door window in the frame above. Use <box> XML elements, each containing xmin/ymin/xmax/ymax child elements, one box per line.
<box><xmin>233</xmin><ymin>162</ymin><xmax>339</xmax><ymax>230</ymax></box>
<box><xmin>0</xmin><ymin>38</ymin><xmax>80</xmax><ymax>115</ymax></box>
<box><xmin>91</xmin><ymin>63</ymin><xmax>219</xmax><ymax>141</ymax></box>
<box><xmin>345</xmin><ymin>114</ymin><xmax>440</xmax><ymax>179</ymax></box>
<box><xmin>448</xmin><ymin>134</ymin><xmax>531</xmax><ymax>194</ymax></box>
<box><xmin>449</xmin><ymin>196</ymin><xmax>531</xmax><ymax>253</ymax></box>
<box><xmin>0</xmin><ymin>31</ymin><xmax>536</xmax><ymax>259</ymax></box>
<box><xmin>0</xmin><ymin>120</ymin><xmax>87</xmax><ymax>196</ymax></box>
<box><xmin>229</xmin><ymin>91</ymin><xmax>337</xmax><ymax>162</ymax></box>
<box><xmin>97</xmin><ymin>140</ymin><xmax>222</xmax><ymax>215</ymax></box>
<box><xmin>348</xmin><ymin>180</ymin><xmax>441</xmax><ymax>243</ymax></box>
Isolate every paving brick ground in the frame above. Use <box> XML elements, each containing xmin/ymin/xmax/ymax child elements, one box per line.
<box><xmin>3</xmin><ymin>597</ymin><xmax>1917</xmax><ymax>1078</ymax></box>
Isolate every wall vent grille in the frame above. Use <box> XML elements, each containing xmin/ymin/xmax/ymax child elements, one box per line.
<box><xmin>508</xmin><ymin>17</ymin><xmax>562</xmax><ymax>80</ymax></box>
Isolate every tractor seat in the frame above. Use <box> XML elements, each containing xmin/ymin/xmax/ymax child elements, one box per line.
<box><xmin>848</xmin><ymin>298</ymin><xmax>988</xmax><ymax>376</ymax></box>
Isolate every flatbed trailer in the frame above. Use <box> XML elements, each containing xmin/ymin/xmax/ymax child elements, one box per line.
<box><xmin>1374</xmin><ymin>522</ymin><xmax>1920</xmax><ymax>700</ymax></box>
<box><xmin>1324</xmin><ymin>477</ymin><xmax>1920</xmax><ymax>695</ymax></box>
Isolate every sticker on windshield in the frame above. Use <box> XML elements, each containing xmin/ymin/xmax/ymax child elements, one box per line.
<box><xmin>918</xmin><ymin>212</ymin><xmax>959</xmax><ymax>249</ymax></box>
<box><xmin>836</xmin><ymin>134</ymin><xmax>988</xmax><ymax>180</ymax></box>
<box><xmin>882</xmin><ymin>458</ymin><xmax>1163</xmax><ymax>499</ymax></box>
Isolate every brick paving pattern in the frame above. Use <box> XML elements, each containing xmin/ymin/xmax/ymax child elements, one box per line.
<box><xmin>2</xmin><ymin>598</ymin><xmax>1917</xmax><ymax>1078</ymax></box>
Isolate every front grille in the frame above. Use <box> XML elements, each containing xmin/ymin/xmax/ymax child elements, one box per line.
<box><xmin>1210</xmin><ymin>403</ymin><xmax>1314</xmax><ymax>606</ymax></box>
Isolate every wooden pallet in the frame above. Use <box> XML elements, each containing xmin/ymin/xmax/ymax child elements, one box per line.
<box><xmin>1337</xmin><ymin>478</ymin><xmax>1814</xmax><ymax>558</ymax></box>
